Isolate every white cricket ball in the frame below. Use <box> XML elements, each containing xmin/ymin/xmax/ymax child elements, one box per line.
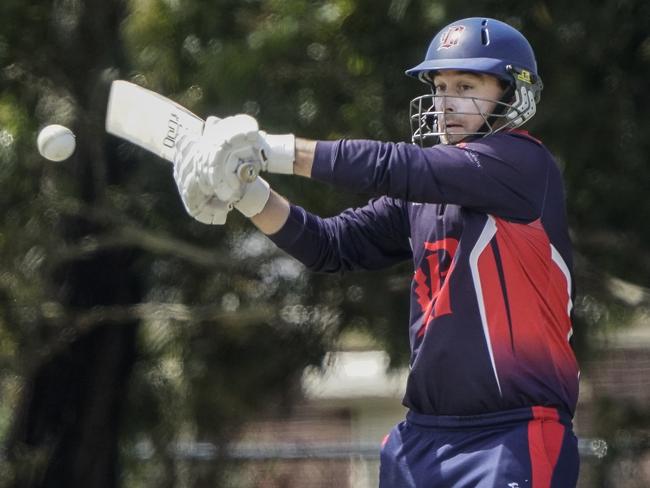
<box><xmin>37</xmin><ymin>124</ymin><xmax>76</xmax><ymax>161</ymax></box>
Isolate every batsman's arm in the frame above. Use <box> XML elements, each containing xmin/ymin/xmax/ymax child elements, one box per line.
<box><xmin>249</xmin><ymin>136</ymin><xmax>411</xmax><ymax>272</ymax></box>
<box><xmin>293</xmin><ymin>138</ymin><xmax>317</xmax><ymax>178</ymax></box>
<box><xmin>311</xmin><ymin>138</ymin><xmax>549</xmax><ymax>222</ymax></box>
<box><xmin>250</xmin><ymin>190</ymin><xmax>290</xmax><ymax>235</ymax></box>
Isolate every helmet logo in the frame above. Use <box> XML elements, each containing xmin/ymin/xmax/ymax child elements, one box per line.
<box><xmin>516</xmin><ymin>69</ymin><xmax>532</xmax><ymax>84</ymax></box>
<box><xmin>437</xmin><ymin>25</ymin><xmax>465</xmax><ymax>50</ymax></box>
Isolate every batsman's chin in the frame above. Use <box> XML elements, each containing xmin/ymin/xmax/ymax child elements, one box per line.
<box><xmin>441</xmin><ymin>127</ymin><xmax>466</xmax><ymax>145</ymax></box>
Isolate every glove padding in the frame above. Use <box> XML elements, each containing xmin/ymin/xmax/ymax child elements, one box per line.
<box><xmin>234</xmin><ymin>176</ymin><xmax>271</xmax><ymax>217</ymax></box>
<box><xmin>259</xmin><ymin>131</ymin><xmax>295</xmax><ymax>174</ymax></box>
<box><xmin>173</xmin><ymin>115</ymin><xmax>275</xmax><ymax>224</ymax></box>
<box><xmin>202</xmin><ymin>114</ymin><xmax>295</xmax><ymax>177</ymax></box>
<box><xmin>173</xmin><ymin>128</ymin><xmax>232</xmax><ymax>225</ymax></box>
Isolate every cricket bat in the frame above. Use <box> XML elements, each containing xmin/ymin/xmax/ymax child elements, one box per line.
<box><xmin>105</xmin><ymin>80</ymin><xmax>258</xmax><ymax>182</ymax></box>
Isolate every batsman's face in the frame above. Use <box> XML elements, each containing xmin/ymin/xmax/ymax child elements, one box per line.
<box><xmin>431</xmin><ymin>70</ymin><xmax>505</xmax><ymax>144</ymax></box>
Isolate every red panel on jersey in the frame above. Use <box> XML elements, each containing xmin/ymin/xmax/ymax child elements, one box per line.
<box><xmin>493</xmin><ymin>218</ymin><xmax>554</xmax><ymax>362</ymax></box>
<box><xmin>493</xmin><ymin>218</ymin><xmax>578</xmax><ymax>382</ymax></box>
<box><xmin>476</xmin><ymin>237</ymin><xmax>513</xmax><ymax>373</ymax></box>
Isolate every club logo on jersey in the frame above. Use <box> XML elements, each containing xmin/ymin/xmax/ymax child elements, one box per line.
<box><xmin>437</xmin><ymin>25</ymin><xmax>465</xmax><ymax>50</ymax></box>
<box><xmin>414</xmin><ymin>238</ymin><xmax>458</xmax><ymax>338</ymax></box>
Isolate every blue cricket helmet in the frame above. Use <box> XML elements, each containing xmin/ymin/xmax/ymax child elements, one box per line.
<box><xmin>406</xmin><ymin>17</ymin><xmax>540</xmax><ymax>87</ymax></box>
<box><xmin>406</xmin><ymin>18</ymin><xmax>543</xmax><ymax>145</ymax></box>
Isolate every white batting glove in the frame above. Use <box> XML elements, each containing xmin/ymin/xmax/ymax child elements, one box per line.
<box><xmin>260</xmin><ymin>131</ymin><xmax>295</xmax><ymax>174</ymax></box>
<box><xmin>173</xmin><ymin>116</ymin><xmax>278</xmax><ymax>224</ymax></box>
<box><xmin>234</xmin><ymin>176</ymin><xmax>271</xmax><ymax>217</ymax></box>
<box><xmin>203</xmin><ymin>114</ymin><xmax>295</xmax><ymax>176</ymax></box>
<box><xmin>173</xmin><ymin>129</ymin><xmax>233</xmax><ymax>225</ymax></box>
<box><xmin>202</xmin><ymin>116</ymin><xmax>272</xmax><ymax>217</ymax></box>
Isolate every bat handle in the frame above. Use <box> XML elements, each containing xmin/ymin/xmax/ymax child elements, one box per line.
<box><xmin>237</xmin><ymin>162</ymin><xmax>259</xmax><ymax>183</ymax></box>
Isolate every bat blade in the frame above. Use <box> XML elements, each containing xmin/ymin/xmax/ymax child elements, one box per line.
<box><xmin>105</xmin><ymin>80</ymin><xmax>205</xmax><ymax>162</ymax></box>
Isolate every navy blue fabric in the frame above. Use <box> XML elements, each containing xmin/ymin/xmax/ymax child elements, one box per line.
<box><xmin>266</xmin><ymin>131</ymin><xmax>580</xmax><ymax>485</ymax></box>
<box><xmin>379</xmin><ymin>407</ymin><xmax>579</xmax><ymax>488</ymax></box>
<box><xmin>268</xmin><ymin>132</ymin><xmax>578</xmax><ymax>417</ymax></box>
<box><xmin>311</xmin><ymin>133</ymin><xmax>551</xmax><ymax>222</ymax></box>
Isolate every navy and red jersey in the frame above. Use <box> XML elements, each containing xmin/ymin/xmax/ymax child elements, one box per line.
<box><xmin>268</xmin><ymin>130</ymin><xmax>579</xmax><ymax>417</ymax></box>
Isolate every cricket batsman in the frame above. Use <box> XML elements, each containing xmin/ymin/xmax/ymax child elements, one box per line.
<box><xmin>172</xmin><ymin>17</ymin><xmax>580</xmax><ymax>487</ymax></box>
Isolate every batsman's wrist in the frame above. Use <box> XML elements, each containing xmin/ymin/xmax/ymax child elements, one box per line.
<box><xmin>261</xmin><ymin>133</ymin><xmax>295</xmax><ymax>174</ymax></box>
<box><xmin>234</xmin><ymin>177</ymin><xmax>271</xmax><ymax>217</ymax></box>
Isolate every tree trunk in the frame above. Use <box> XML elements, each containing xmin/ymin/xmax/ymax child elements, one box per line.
<box><xmin>6</xmin><ymin>318</ymin><xmax>138</xmax><ymax>488</ymax></box>
<box><xmin>5</xmin><ymin>0</ymin><xmax>137</xmax><ymax>484</ymax></box>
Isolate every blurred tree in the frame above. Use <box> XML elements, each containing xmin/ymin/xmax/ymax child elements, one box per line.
<box><xmin>0</xmin><ymin>0</ymin><xmax>141</xmax><ymax>486</ymax></box>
